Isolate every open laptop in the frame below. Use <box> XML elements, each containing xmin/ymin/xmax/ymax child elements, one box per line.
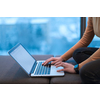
<box><xmin>8</xmin><ymin>43</ymin><xmax>64</xmax><ymax>77</ymax></box>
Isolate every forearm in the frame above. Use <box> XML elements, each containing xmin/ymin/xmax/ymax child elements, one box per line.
<box><xmin>61</xmin><ymin>34</ymin><xmax>94</xmax><ymax>61</ymax></box>
<box><xmin>60</xmin><ymin>41</ymin><xmax>89</xmax><ymax>61</ymax></box>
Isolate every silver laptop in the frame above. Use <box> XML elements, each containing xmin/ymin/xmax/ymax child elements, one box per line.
<box><xmin>8</xmin><ymin>43</ymin><xmax>64</xmax><ymax>77</ymax></box>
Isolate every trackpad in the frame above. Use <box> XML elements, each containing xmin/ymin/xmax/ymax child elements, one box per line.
<box><xmin>50</xmin><ymin>66</ymin><xmax>64</xmax><ymax>76</ymax></box>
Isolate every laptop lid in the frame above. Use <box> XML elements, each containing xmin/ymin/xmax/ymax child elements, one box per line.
<box><xmin>8</xmin><ymin>43</ymin><xmax>36</xmax><ymax>76</ymax></box>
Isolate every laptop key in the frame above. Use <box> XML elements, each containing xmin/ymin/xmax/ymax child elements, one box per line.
<box><xmin>43</xmin><ymin>66</ymin><xmax>46</xmax><ymax>74</ymax></box>
<box><xmin>38</xmin><ymin>65</ymin><xmax>44</xmax><ymax>74</ymax></box>
<box><xmin>34</xmin><ymin>63</ymin><xmax>41</xmax><ymax>75</ymax></box>
<box><xmin>47</xmin><ymin>66</ymin><xmax>51</xmax><ymax>74</ymax></box>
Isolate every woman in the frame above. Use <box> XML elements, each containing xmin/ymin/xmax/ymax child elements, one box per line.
<box><xmin>42</xmin><ymin>17</ymin><xmax>100</xmax><ymax>84</ymax></box>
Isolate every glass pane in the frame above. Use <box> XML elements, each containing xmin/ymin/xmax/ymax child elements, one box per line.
<box><xmin>86</xmin><ymin>17</ymin><xmax>100</xmax><ymax>48</ymax></box>
<box><xmin>0</xmin><ymin>17</ymin><xmax>80</xmax><ymax>56</ymax></box>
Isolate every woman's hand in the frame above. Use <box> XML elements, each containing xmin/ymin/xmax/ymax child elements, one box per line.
<box><xmin>54</xmin><ymin>61</ymin><xmax>76</xmax><ymax>74</ymax></box>
<box><xmin>42</xmin><ymin>57</ymin><xmax>64</xmax><ymax>66</ymax></box>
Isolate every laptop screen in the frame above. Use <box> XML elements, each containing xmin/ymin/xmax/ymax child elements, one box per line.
<box><xmin>9</xmin><ymin>44</ymin><xmax>36</xmax><ymax>75</ymax></box>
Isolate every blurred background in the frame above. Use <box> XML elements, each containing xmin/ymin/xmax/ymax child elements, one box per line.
<box><xmin>0</xmin><ymin>17</ymin><xmax>99</xmax><ymax>56</ymax></box>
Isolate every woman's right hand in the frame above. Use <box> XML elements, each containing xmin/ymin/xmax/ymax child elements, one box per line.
<box><xmin>42</xmin><ymin>57</ymin><xmax>64</xmax><ymax>66</ymax></box>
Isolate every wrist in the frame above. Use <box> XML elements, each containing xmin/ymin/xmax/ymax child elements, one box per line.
<box><xmin>60</xmin><ymin>57</ymin><xmax>66</xmax><ymax>62</ymax></box>
<box><xmin>74</xmin><ymin>64</ymin><xmax>79</xmax><ymax>74</ymax></box>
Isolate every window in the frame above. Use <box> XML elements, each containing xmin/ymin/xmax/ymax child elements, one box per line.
<box><xmin>0</xmin><ymin>17</ymin><xmax>80</xmax><ymax>56</ymax></box>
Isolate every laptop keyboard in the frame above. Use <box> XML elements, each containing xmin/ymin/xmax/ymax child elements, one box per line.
<box><xmin>34</xmin><ymin>62</ymin><xmax>51</xmax><ymax>75</ymax></box>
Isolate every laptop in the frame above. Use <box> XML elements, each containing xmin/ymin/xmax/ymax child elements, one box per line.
<box><xmin>8</xmin><ymin>43</ymin><xmax>64</xmax><ymax>77</ymax></box>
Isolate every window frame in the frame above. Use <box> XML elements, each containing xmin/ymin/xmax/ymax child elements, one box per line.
<box><xmin>80</xmin><ymin>17</ymin><xmax>86</xmax><ymax>38</ymax></box>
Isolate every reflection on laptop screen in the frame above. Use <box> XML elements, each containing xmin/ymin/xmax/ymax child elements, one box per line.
<box><xmin>10</xmin><ymin>44</ymin><xmax>36</xmax><ymax>74</ymax></box>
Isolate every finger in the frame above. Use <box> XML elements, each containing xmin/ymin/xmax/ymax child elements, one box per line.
<box><xmin>55</xmin><ymin>64</ymin><xmax>64</xmax><ymax>68</ymax></box>
<box><xmin>55</xmin><ymin>62</ymin><xmax>66</xmax><ymax>68</ymax></box>
<box><xmin>42</xmin><ymin>61</ymin><xmax>49</xmax><ymax>66</ymax></box>
<box><xmin>42</xmin><ymin>57</ymin><xmax>55</xmax><ymax>65</ymax></box>
<box><xmin>42</xmin><ymin>59</ymin><xmax>52</xmax><ymax>65</ymax></box>
<box><xmin>51</xmin><ymin>59</ymin><xmax>60</xmax><ymax>65</ymax></box>
<box><xmin>57</xmin><ymin>69</ymin><xmax>65</xmax><ymax>72</ymax></box>
<box><xmin>54</xmin><ymin>61</ymin><xmax>62</xmax><ymax>66</ymax></box>
<box><xmin>61</xmin><ymin>63</ymin><xmax>69</xmax><ymax>68</ymax></box>
<box><xmin>55</xmin><ymin>63</ymin><xmax>62</xmax><ymax>68</ymax></box>
<box><xmin>51</xmin><ymin>60</ymin><xmax>59</xmax><ymax>65</ymax></box>
<box><xmin>44</xmin><ymin>57</ymin><xmax>58</xmax><ymax>65</ymax></box>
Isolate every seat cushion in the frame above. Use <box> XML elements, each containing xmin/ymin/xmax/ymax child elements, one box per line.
<box><xmin>50</xmin><ymin>72</ymin><xmax>82</xmax><ymax>84</ymax></box>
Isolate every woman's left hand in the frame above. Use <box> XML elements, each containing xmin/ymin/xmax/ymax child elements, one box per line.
<box><xmin>54</xmin><ymin>61</ymin><xmax>76</xmax><ymax>74</ymax></box>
